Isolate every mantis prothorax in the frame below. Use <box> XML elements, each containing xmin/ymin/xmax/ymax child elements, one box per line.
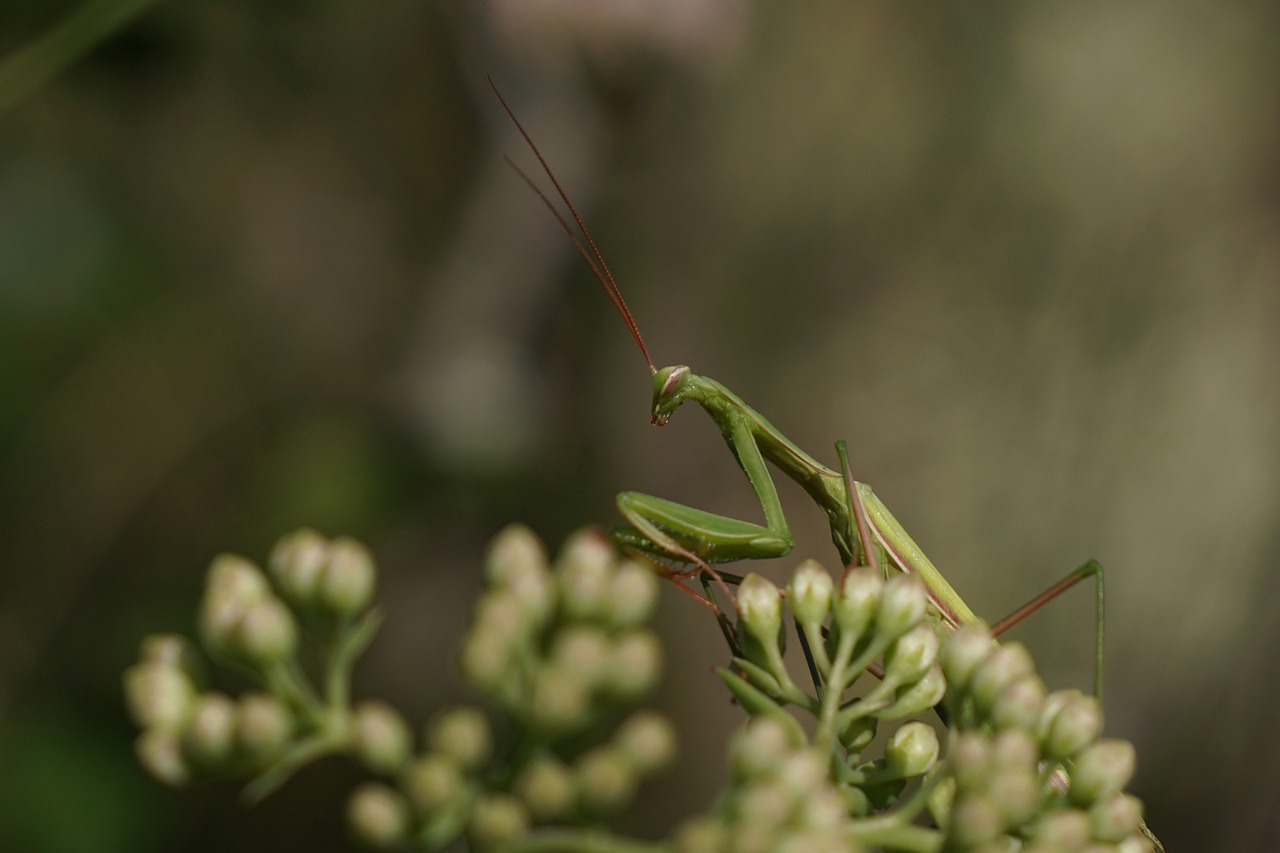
<box><xmin>490</xmin><ymin>79</ymin><xmax>1106</xmax><ymax>696</ymax></box>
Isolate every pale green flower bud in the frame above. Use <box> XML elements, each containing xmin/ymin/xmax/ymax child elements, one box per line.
<box><xmin>797</xmin><ymin>788</ymin><xmax>845</xmax><ymax>832</ymax></box>
<box><xmin>737</xmin><ymin>573</ymin><xmax>783</xmax><ymax>647</ymax></box>
<box><xmin>786</xmin><ymin>560</ymin><xmax>833</xmax><ymax>626</ymax></box>
<box><xmin>949</xmin><ymin>795</ymin><xmax>1004</xmax><ymax>847</ymax></box>
<box><xmin>530</xmin><ymin>666</ymin><xmax>591</xmax><ymax>732</ymax></box>
<box><xmin>1119</xmin><ymin>833</ymin><xmax>1158</xmax><ymax>853</ymax></box>
<box><xmin>459</xmin><ymin>630</ymin><xmax>514</xmax><ymax>693</ymax></box>
<box><xmin>876</xmin><ymin>574</ymin><xmax>928</xmax><ymax>638</ymax></box>
<box><xmin>577</xmin><ymin>745</ymin><xmax>637</xmax><ymax>813</ymax></box>
<box><xmin>1029</xmin><ymin>808</ymin><xmax>1091</xmax><ymax>847</ymax></box>
<box><xmin>990</xmin><ymin>729</ymin><xmax>1039</xmax><ymax>770</ymax></box>
<box><xmin>989</xmin><ymin>674</ymin><xmax>1047</xmax><ymax>731</ymax></box>
<box><xmin>236</xmin><ymin>693</ymin><xmax>292</xmax><ymax>762</ymax></box>
<box><xmin>736</xmin><ymin>781</ymin><xmax>792</xmax><ymax>834</ymax></box>
<box><xmin>469</xmin><ymin>793</ymin><xmax>531</xmax><ymax>848</ymax></box>
<box><xmin>403</xmin><ymin>752</ymin><xmax>464</xmax><ymax>816</ymax></box>
<box><xmin>776</xmin><ymin>749</ymin><xmax>826</xmax><ymax>799</ymax></box>
<box><xmin>269</xmin><ymin>528</ymin><xmax>330</xmax><ymax>604</ymax></box>
<box><xmin>514</xmin><ymin>755</ymin><xmax>576</xmax><ymax>821</ymax></box>
<box><xmin>427</xmin><ymin>706</ymin><xmax>491</xmax><ymax>771</ymax></box>
<box><xmin>198</xmin><ymin>593</ymin><xmax>246</xmax><ymax>659</ymax></box>
<box><xmin>135</xmin><ymin>730</ymin><xmax>189</xmax><ymax>785</ymax></box>
<box><xmin>183</xmin><ymin>692</ymin><xmax>237</xmax><ymax>767</ymax></box>
<box><xmin>206</xmin><ymin>554</ymin><xmax>271</xmax><ymax>602</ymax></box>
<box><xmin>236</xmin><ymin>598</ymin><xmax>298</xmax><ymax>665</ymax></box>
<box><xmin>839</xmin><ymin>715</ymin><xmax>877</xmax><ymax>753</ymax></box>
<box><xmin>886</xmin><ymin>721</ymin><xmax>939</xmax><ymax>778</ymax></box>
<box><xmin>549</xmin><ymin>625</ymin><xmax>611</xmax><ymax>686</ymax></box>
<box><xmin>607</xmin><ymin>561</ymin><xmax>659</xmax><ymax>628</ymax></box>
<box><xmin>1043</xmin><ymin>693</ymin><xmax>1103</xmax><ymax>761</ymax></box>
<box><xmin>878</xmin><ymin>665</ymin><xmax>946</xmax><ymax>718</ymax></box>
<box><xmin>1089</xmin><ymin>793</ymin><xmax>1144</xmax><ymax>843</ymax></box>
<box><xmin>1070</xmin><ymin>739</ymin><xmax>1136</xmax><ymax>805</ymax></box>
<box><xmin>124</xmin><ymin>661</ymin><xmax>195</xmax><ymax>732</ymax></box>
<box><xmin>833</xmin><ymin>568</ymin><xmax>882</xmax><ymax>639</ymax></box>
<box><xmin>988</xmin><ymin>766</ymin><xmax>1039</xmax><ymax>827</ymax></box>
<box><xmin>347</xmin><ymin>782</ymin><xmax>409</xmax><ymax>849</ymax></box>
<box><xmin>484</xmin><ymin>524</ymin><xmax>548</xmax><ymax>585</ymax></box>
<box><xmin>884</xmin><ymin>624</ymin><xmax>940</xmax><ymax>684</ymax></box>
<box><xmin>615</xmin><ymin>710</ymin><xmax>676</xmax><ymax>774</ymax></box>
<box><xmin>940</xmin><ymin>622</ymin><xmax>997</xmax><ymax>693</ymax></box>
<box><xmin>949</xmin><ymin>732</ymin><xmax>993</xmax><ymax>793</ymax></box>
<box><xmin>968</xmin><ymin>643</ymin><xmax>1035</xmax><ymax>715</ymax></box>
<box><xmin>140</xmin><ymin>633</ymin><xmax>199</xmax><ymax>671</ymax></box>
<box><xmin>603</xmin><ymin>631</ymin><xmax>662</xmax><ymax>700</ymax></box>
<box><xmin>674</xmin><ymin>817</ymin><xmax>727</xmax><ymax>853</ymax></box>
<box><xmin>557</xmin><ymin>530</ymin><xmax>615</xmax><ymax>621</ymax></box>
<box><xmin>352</xmin><ymin>701</ymin><xmax>412</xmax><ymax>773</ymax></box>
<box><xmin>731</xmin><ymin>716</ymin><xmax>795</xmax><ymax>781</ymax></box>
<box><xmin>319</xmin><ymin>536</ymin><xmax>376</xmax><ymax>616</ymax></box>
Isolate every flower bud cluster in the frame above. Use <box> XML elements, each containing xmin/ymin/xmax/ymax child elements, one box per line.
<box><xmin>125</xmin><ymin>529</ymin><xmax>384</xmax><ymax>791</ymax></box>
<box><xmin>125</xmin><ymin>632</ymin><xmax>295</xmax><ymax>785</ymax></box>
<box><xmin>674</xmin><ymin>717</ymin><xmax>861</xmax><ymax>853</ymax></box>
<box><xmin>734</xmin><ymin>562</ymin><xmax>945</xmax><ymax>726</ymax></box>
<box><xmin>460</xmin><ymin>526</ymin><xmax>663</xmax><ymax>732</ymax></box>
<box><xmin>269</xmin><ymin>529</ymin><xmax>377</xmax><ymax>616</ymax></box>
<box><xmin>347</xmin><ymin>527</ymin><xmax>676</xmax><ymax>851</ymax></box>
<box><xmin>936</xmin><ymin>623</ymin><xmax>1152</xmax><ymax>852</ymax></box>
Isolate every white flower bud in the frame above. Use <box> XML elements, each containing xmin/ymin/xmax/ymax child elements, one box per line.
<box><xmin>786</xmin><ymin>560</ymin><xmax>833</xmax><ymax>625</ymax></box>
<box><xmin>485</xmin><ymin>524</ymin><xmax>549</xmax><ymax>585</ymax></box>
<box><xmin>737</xmin><ymin>573</ymin><xmax>783</xmax><ymax>648</ymax></box>
<box><xmin>352</xmin><ymin>701</ymin><xmax>412</xmax><ymax>773</ymax></box>
<box><xmin>832</xmin><ymin>568</ymin><xmax>882</xmax><ymax>639</ymax></box>
<box><xmin>183</xmin><ymin>692</ymin><xmax>237</xmax><ymax>767</ymax></box>
<box><xmin>884</xmin><ymin>624</ymin><xmax>940</xmax><ymax>684</ymax></box>
<box><xmin>124</xmin><ymin>661</ymin><xmax>195</xmax><ymax>732</ymax></box>
<box><xmin>1042</xmin><ymin>693</ymin><xmax>1103</xmax><ymax>761</ymax></box>
<box><xmin>875</xmin><ymin>575</ymin><xmax>928</xmax><ymax>639</ymax></box>
<box><xmin>403</xmin><ymin>752</ymin><xmax>464</xmax><ymax>816</ymax></box>
<box><xmin>603</xmin><ymin>631</ymin><xmax>662</xmax><ymax>700</ymax></box>
<box><xmin>1070</xmin><ymin>738</ymin><xmax>1136</xmax><ymax>806</ymax></box>
<box><xmin>236</xmin><ymin>692</ymin><xmax>292</xmax><ymax>762</ymax></box>
<box><xmin>347</xmin><ymin>783</ymin><xmax>409</xmax><ymax>849</ymax></box>
<box><xmin>319</xmin><ymin>537</ymin><xmax>376</xmax><ymax>615</ymax></box>
<box><xmin>607</xmin><ymin>560</ymin><xmax>660</xmax><ymax>628</ymax></box>
<box><xmin>269</xmin><ymin>529</ymin><xmax>330</xmax><ymax>605</ymax></box>
<box><xmin>427</xmin><ymin>706</ymin><xmax>492</xmax><ymax>772</ymax></box>
<box><xmin>236</xmin><ymin>598</ymin><xmax>298</xmax><ymax>665</ymax></box>
<box><xmin>576</xmin><ymin>745</ymin><xmax>637</xmax><ymax>814</ymax></box>
<box><xmin>885</xmin><ymin>721</ymin><xmax>939</xmax><ymax>778</ymax></box>
<box><xmin>468</xmin><ymin>794</ymin><xmax>530</xmax><ymax>848</ymax></box>
<box><xmin>615</xmin><ymin>710</ymin><xmax>676</xmax><ymax>775</ymax></box>
<box><xmin>514</xmin><ymin>755</ymin><xmax>576</xmax><ymax>821</ymax></box>
<box><xmin>940</xmin><ymin>622</ymin><xmax>997</xmax><ymax>692</ymax></box>
<box><xmin>135</xmin><ymin>730</ymin><xmax>189</xmax><ymax>785</ymax></box>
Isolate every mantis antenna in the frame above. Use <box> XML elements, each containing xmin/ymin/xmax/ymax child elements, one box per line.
<box><xmin>488</xmin><ymin>77</ymin><xmax>657</xmax><ymax>374</ymax></box>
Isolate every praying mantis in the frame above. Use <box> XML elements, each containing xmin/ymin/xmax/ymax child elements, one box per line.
<box><xmin>490</xmin><ymin>80</ymin><xmax>1105</xmax><ymax>695</ymax></box>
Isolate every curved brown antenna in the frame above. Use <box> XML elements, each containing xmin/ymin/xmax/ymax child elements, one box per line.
<box><xmin>488</xmin><ymin>76</ymin><xmax>656</xmax><ymax>373</ymax></box>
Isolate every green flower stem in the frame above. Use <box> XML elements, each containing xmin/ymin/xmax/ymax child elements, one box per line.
<box><xmin>844</xmin><ymin>818</ymin><xmax>941</xmax><ymax>853</ymax></box>
<box><xmin>242</xmin><ymin>730</ymin><xmax>345</xmax><ymax>803</ymax></box>
<box><xmin>495</xmin><ymin>829</ymin><xmax>670</xmax><ymax>853</ymax></box>
<box><xmin>0</xmin><ymin>0</ymin><xmax>164</xmax><ymax>117</ymax></box>
<box><xmin>814</xmin><ymin>627</ymin><xmax>858</xmax><ymax>747</ymax></box>
<box><xmin>325</xmin><ymin>610</ymin><xmax>383</xmax><ymax>709</ymax></box>
<box><xmin>262</xmin><ymin>660</ymin><xmax>327</xmax><ymax>727</ymax></box>
<box><xmin>800</xmin><ymin>621</ymin><xmax>832</xmax><ymax>681</ymax></box>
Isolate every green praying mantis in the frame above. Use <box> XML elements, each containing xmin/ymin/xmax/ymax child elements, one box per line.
<box><xmin>491</xmin><ymin>81</ymin><xmax>1106</xmax><ymax>696</ymax></box>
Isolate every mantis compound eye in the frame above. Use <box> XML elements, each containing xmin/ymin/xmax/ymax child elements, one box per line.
<box><xmin>651</xmin><ymin>366</ymin><xmax>691</xmax><ymax>426</ymax></box>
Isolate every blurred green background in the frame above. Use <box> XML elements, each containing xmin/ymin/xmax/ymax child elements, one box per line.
<box><xmin>1</xmin><ymin>1</ymin><xmax>1277</xmax><ymax>850</ymax></box>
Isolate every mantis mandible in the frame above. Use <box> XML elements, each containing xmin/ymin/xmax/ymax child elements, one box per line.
<box><xmin>491</xmin><ymin>80</ymin><xmax>1105</xmax><ymax>695</ymax></box>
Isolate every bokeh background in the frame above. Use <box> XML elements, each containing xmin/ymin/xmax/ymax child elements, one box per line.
<box><xmin>2</xmin><ymin>1</ymin><xmax>1278</xmax><ymax>850</ymax></box>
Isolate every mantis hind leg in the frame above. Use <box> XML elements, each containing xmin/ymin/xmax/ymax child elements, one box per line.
<box><xmin>990</xmin><ymin>560</ymin><xmax>1106</xmax><ymax>699</ymax></box>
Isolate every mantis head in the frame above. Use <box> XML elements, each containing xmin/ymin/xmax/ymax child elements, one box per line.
<box><xmin>651</xmin><ymin>365</ymin><xmax>693</xmax><ymax>426</ymax></box>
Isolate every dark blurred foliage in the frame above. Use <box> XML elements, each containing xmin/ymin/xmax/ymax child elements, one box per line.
<box><xmin>0</xmin><ymin>1</ymin><xmax>1277</xmax><ymax>850</ymax></box>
